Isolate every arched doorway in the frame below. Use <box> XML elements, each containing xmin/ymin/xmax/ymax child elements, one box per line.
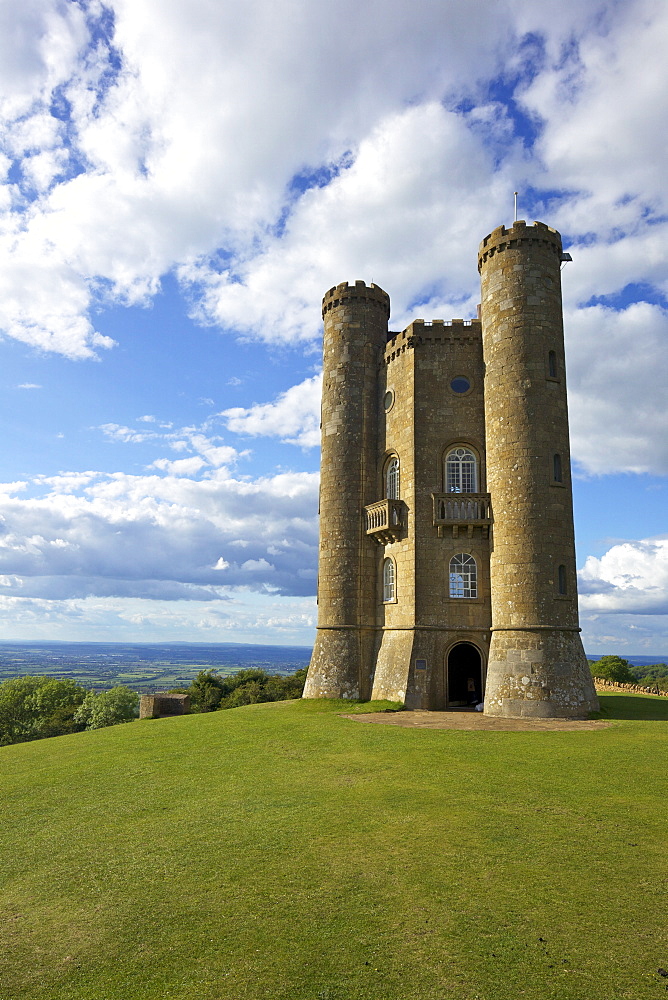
<box><xmin>447</xmin><ymin>642</ymin><xmax>483</xmax><ymax>707</ymax></box>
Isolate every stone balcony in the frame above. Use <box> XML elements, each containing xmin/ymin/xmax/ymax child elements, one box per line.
<box><xmin>432</xmin><ymin>493</ymin><xmax>491</xmax><ymax>538</ymax></box>
<box><xmin>364</xmin><ymin>499</ymin><xmax>405</xmax><ymax>544</ymax></box>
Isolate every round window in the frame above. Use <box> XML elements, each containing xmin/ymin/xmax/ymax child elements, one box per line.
<box><xmin>450</xmin><ymin>376</ymin><xmax>471</xmax><ymax>394</ymax></box>
<box><xmin>383</xmin><ymin>390</ymin><xmax>394</xmax><ymax>412</ymax></box>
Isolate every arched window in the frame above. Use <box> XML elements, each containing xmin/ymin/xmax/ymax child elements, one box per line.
<box><xmin>383</xmin><ymin>558</ymin><xmax>396</xmax><ymax>602</ymax></box>
<box><xmin>553</xmin><ymin>453</ymin><xmax>563</xmax><ymax>483</ymax></box>
<box><xmin>558</xmin><ymin>564</ymin><xmax>567</xmax><ymax>595</ymax></box>
<box><xmin>449</xmin><ymin>554</ymin><xmax>477</xmax><ymax>599</ymax></box>
<box><xmin>445</xmin><ymin>447</ymin><xmax>477</xmax><ymax>493</ymax></box>
<box><xmin>548</xmin><ymin>350</ymin><xmax>557</xmax><ymax>377</ymax></box>
<box><xmin>385</xmin><ymin>456</ymin><xmax>400</xmax><ymax>500</ymax></box>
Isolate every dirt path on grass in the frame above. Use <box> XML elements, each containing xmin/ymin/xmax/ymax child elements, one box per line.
<box><xmin>342</xmin><ymin>710</ymin><xmax>611</xmax><ymax>732</ymax></box>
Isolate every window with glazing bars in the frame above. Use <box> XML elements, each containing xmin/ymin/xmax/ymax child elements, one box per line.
<box><xmin>386</xmin><ymin>457</ymin><xmax>399</xmax><ymax>499</ymax></box>
<box><xmin>383</xmin><ymin>558</ymin><xmax>395</xmax><ymax>602</ymax></box>
<box><xmin>449</xmin><ymin>553</ymin><xmax>477</xmax><ymax>598</ymax></box>
<box><xmin>446</xmin><ymin>447</ymin><xmax>477</xmax><ymax>493</ymax></box>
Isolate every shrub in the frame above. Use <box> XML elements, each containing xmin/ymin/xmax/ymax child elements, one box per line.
<box><xmin>74</xmin><ymin>686</ymin><xmax>139</xmax><ymax>730</ymax></box>
<box><xmin>590</xmin><ymin>656</ymin><xmax>637</xmax><ymax>684</ymax></box>
<box><xmin>187</xmin><ymin>666</ymin><xmax>307</xmax><ymax>713</ymax></box>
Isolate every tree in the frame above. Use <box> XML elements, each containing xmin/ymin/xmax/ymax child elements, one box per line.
<box><xmin>27</xmin><ymin>678</ymin><xmax>87</xmax><ymax>738</ymax></box>
<box><xmin>189</xmin><ymin>670</ymin><xmax>227</xmax><ymax>712</ymax></box>
<box><xmin>589</xmin><ymin>656</ymin><xmax>636</xmax><ymax>684</ymax></box>
<box><xmin>0</xmin><ymin>676</ymin><xmax>87</xmax><ymax>745</ymax></box>
<box><xmin>74</xmin><ymin>686</ymin><xmax>139</xmax><ymax>730</ymax></box>
<box><xmin>630</xmin><ymin>664</ymin><xmax>668</xmax><ymax>692</ymax></box>
<box><xmin>186</xmin><ymin>666</ymin><xmax>307</xmax><ymax>713</ymax></box>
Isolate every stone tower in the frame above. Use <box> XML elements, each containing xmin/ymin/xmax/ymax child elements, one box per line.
<box><xmin>478</xmin><ymin>221</ymin><xmax>598</xmax><ymax>717</ymax></box>
<box><xmin>303</xmin><ymin>281</ymin><xmax>389</xmax><ymax>700</ymax></box>
<box><xmin>304</xmin><ymin>221</ymin><xmax>598</xmax><ymax>719</ymax></box>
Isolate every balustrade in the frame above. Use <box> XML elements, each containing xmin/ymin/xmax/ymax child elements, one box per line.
<box><xmin>432</xmin><ymin>492</ymin><xmax>491</xmax><ymax>538</ymax></box>
<box><xmin>363</xmin><ymin>499</ymin><xmax>404</xmax><ymax>543</ymax></box>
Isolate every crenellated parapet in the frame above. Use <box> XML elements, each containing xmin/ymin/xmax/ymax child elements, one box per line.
<box><xmin>306</xmin><ymin>218</ymin><xmax>595</xmax><ymax>718</ymax></box>
<box><xmin>477</xmin><ymin>220</ymin><xmax>562</xmax><ymax>272</ymax></box>
<box><xmin>383</xmin><ymin>318</ymin><xmax>481</xmax><ymax>365</ymax></box>
<box><xmin>322</xmin><ymin>280</ymin><xmax>390</xmax><ymax>319</ymax></box>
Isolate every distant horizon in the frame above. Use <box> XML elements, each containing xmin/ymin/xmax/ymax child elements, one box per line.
<box><xmin>0</xmin><ymin>639</ymin><xmax>665</xmax><ymax>664</ymax></box>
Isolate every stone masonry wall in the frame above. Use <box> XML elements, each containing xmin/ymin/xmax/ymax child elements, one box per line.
<box><xmin>304</xmin><ymin>282</ymin><xmax>389</xmax><ymax>700</ymax></box>
<box><xmin>479</xmin><ymin>221</ymin><xmax>598</xmax><ymax>718</ymax></box>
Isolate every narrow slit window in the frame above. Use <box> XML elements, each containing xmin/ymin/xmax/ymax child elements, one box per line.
<box><xmin>383</xmin><ymin>558</ymin><xmax>395</xmax><ymax>602</ymax></box>
<box><xmin>548</xmin><ymin>350</ymin><xmax>557</xmax><ymax>377</ymax></box>
<box><xmin>446</xmin><ymin>447</ymin><xmax>477</xmax><ymax>493</ymax></box>
<box><xmin>449</xmin><ymin>554</ymin><xmax>477</xmax><ymax>599</ymax></box>
<box><xmin>386</xmin><ymin>457</ymin><xmax>400</xmax><ymax>499</ymax></box>
<box><xmin>558</xmin><ymin>564</ymin><xmax>567</xmax><ymax>595</ymax></box>
<box><xmin>553</xmin><ymin>453</ymin><xmax>563</xmax><ymax>482</ymax></box>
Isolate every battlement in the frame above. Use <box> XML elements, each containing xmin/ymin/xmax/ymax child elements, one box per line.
<box><xmin>477</xmin><ymin>220</ymin><xmax>562</xmax><ymax>271</ymax></box>
<box><xmin>322</xmin><ymin>280</ymin><xmax>390</xmax><ymax>319</ymax></box>
<box><xmin>383</xmin><ymin>317</ymin><xmax>481</xmax><ymax>362</ymax></box>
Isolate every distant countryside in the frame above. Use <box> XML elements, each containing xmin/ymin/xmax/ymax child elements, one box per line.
<box><xmin>0</xmin><ymin>642</ymin><xmax>313</xmax><ymax>693</ymax></box>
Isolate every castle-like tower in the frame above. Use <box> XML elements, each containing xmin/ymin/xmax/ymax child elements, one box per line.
<box><xmin>303</xmin><ymin>221</ymin><xmax>598</xmax><ymax>719</ymax></box>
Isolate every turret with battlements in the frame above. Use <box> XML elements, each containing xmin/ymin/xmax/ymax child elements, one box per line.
<box><xmin>478</xmin><ymin>221</ymin><xmax>598</xmax><ymax>717</ymax></box>
<box><xmin>304</xmin><ymin>224</ymin><xmax>598</xmax><ymax>718</ymax></box>
<box><xmin>303</xmin><ymin>281</ymin><xmax>389</xmax><ymax>700</ymax></box>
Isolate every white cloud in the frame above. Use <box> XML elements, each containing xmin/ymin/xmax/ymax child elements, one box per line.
<box><xmin>0</xmin><ymin>0</ymin><xmax>667</xmax><ymax>645</ymax></box>
<box><xmin>150</xmin><ymin>456</ymin><xmax>207</xmax><ymax>477</ymax></box>
<box><xmin>99</xmin><ymin>419</ymin><xmax>247</xmax><ymax>472</ymax></box>
<box><xmin>0</xmin><ymin>590</ymin><xmax>317</xmax><ymax>644</ymax></box>
<box><xmin>521</xmin><ymin>0</ymin><xmax>668</xmax><ymax>237</ymax></box>
<box><xmin>0</xmin><ymin>462</ymin><xmax>319</xmax><ymax>602</ymax></box>
<box><xmin>0</xmin><ymin>0</ymin><xmax>628</xmax><ymax>359</ymax></box>
<box><xmin>181</xmin><ymin>102</ymin><xmax>508</xmax><ymax>344</ymax></box>
<box><xmin>222</xmin><ymin>374</ymin><xmax>322</xmax><ymax>448</ymax></box>
<box><xmin>565</xmin><ymin>302</ymin><xmax>668</xmax><ymax>475</ymax></box>
<box><xmin>579</xmin><ymin>537</ymin><xmax>668</xmax><ymax>614</ymax></box>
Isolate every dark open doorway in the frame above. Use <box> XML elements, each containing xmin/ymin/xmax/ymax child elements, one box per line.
<box><xmin>447</xmin><ymin>642</ymin><xmax>483</xmax><ymax>707</ymax></box>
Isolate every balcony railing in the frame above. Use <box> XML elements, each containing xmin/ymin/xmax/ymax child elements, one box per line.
<box><xmin>432</xmin><ymin>492</ymin><xmax>491</xmax><ymax>538</ymax></box>
<box><xmin>364</xmin><ymin>499</ymin><xmax>405</xmax><ymax>544</ymax></box>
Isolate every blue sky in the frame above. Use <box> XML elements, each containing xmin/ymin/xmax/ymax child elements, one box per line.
<box><xmin>0</xmin><ymin>0</ymin><xmax>666</xmax><ymax>653</ymax></box>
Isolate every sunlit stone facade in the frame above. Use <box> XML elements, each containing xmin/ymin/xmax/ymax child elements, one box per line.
<box><xmin>303</xmin><ymin>221</ymin><xmax>598</xmax><ymax>719</ymax></box>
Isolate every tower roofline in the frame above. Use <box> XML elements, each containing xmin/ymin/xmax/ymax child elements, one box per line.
<box><xmin>322</xmin><ymin>280</ymin><xmax>390</xmax><ymax>319</ymax></box>
<box><xmin>478</xmin><ymin>220</ymin><xmax>562</xmax><ymax>272</ymax></box>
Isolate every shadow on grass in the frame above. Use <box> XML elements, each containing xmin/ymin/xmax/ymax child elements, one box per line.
<box><xmin>595</xmin><ymin>693</ymin><xmax>668</xmax><ymax>721</ymax></box>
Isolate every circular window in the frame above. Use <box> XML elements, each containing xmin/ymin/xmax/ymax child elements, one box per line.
<box><xmin>383</xmin><ymin>390</ymin><xmax>394</xmax><ymax>412</ymax></box>
<box><xmin>450</xmin><ymin>376</ymin><xmax>471</xmax><ymax>394</ymax></box>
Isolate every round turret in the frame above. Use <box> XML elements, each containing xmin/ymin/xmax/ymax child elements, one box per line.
<box><xmin>479</xmin><ymin>220</ymin><xmax>598</xmax><ymax>718</ymax></box>
<box><xmin>303</xmin><ymin>281</ymin><xmax>390</xmax><ymax>700</ymax></box>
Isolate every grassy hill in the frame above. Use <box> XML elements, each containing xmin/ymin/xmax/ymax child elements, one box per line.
<box><xmin>1</xmin><ymin>695</ymin><xmax>667</xmax><ymax>1000</ymax></box>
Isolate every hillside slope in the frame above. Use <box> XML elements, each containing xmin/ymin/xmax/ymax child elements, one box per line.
<box><xmin>1</xmin><ymin>696</ymin><xmax>667</xmax><ymax>1000</ymax></box>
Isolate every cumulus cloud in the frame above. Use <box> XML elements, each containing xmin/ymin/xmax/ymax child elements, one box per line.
<box><xmin>181</xmin><ymin>102</ymin><xmax>510</xmax><ymax>343</ymax></box>
<box><xmin>1</xmin><ymin>0</ymin><xmax>667</xmax><ymax>644</ymax></box>
<box><xmin>520</xmin><ymin>0</ymin><xmax>668</xmax><ymax>237</ymax></box>
<box><xmin>0</xmin><ymin>464</ymin><xmax>319</xmax><ymax>602</ymax></box>
<box><xmin>565</xmin><ymin>301</ymin><xmax>668</xmax><ymax>475</ymax></box>
<box><xmin>222</xmin><ymin>374</ymin><xmax>322</xmax><ymax>448</ymax></box>
<box><xmin>3</xmin><ymin>0</ymin><xmax>660</xmax><ymax>362</ymax></box>
<box><xmin>579</xmin><ymin>537</ymin><xmax>668</xmax><ymax>614</ymax></box>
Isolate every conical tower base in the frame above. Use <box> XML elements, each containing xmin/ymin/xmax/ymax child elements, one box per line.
<box><xmin>484</xmin><ymin>629</ymin><xmax>599</xmax><ymax>718</ymax></box>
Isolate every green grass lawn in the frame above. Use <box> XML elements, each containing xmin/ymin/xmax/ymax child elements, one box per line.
<box><xmin>1</xmin><ymin>694</ymin><xmax>667</xmax><ymax>1000</ymax></box>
